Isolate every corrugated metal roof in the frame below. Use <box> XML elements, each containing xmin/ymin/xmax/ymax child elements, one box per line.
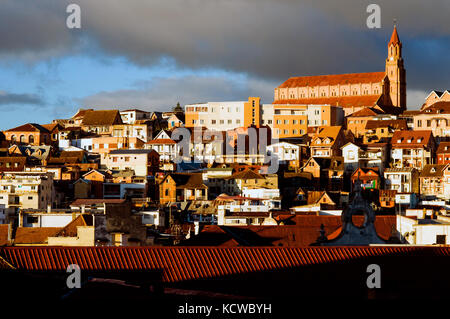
<box><xmin>2</xmin><ymin>246</ymin><xmax>449</xmax><ymax>283</ymax></box>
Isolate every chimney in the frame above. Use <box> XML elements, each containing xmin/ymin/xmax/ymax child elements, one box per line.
<box><xmin>47</xmin><ymin>204</ymin><xmax>52</xmax><ymax>213</ymax></box>
<box><xmin>81</xmin><ymin>204</ymin><xmax>86</xmax><ymax>214</ymax></box>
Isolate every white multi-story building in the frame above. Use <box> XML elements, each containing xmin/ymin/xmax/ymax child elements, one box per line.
<box><xmin>384</xmin><ymin>168</ymin><xmax>419</xmax><ymax>193</ymax></box>
<box><xmin>119</xmin><ymin>109</ymin><xmax>151</xmax><ymax>124</ymax></box>
<box><xmin>267</xmin><ymin>142</ymin><xmax>300</xmax><ymax>163</ymax></box>
<box><xmin>341</xmin><ymin>142</ymin><xmax>388</xmax><ymax>174</ymax></box>
<box><xmin>0</xmin><ymin>171</ymin><xmax>56</xmax><ymax>210</ymax></box>
<box><xmin>185</xmin><ymin>97</ymin><xmax>261</xmax><ymax>131</ymax></box>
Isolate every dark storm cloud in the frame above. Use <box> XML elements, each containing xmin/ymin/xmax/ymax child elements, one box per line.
<box><xmin>1</xmin><ymin>1</ymin><xmax>449</xmax><ymax>105</ymax></box>
<box><xmin>79</xmin><ymin>75</ymin><xmax>278</xmax><ymax>111</ymax></box>
<box><xmin>0</xmin><ymin>91</ymin><xmax>43</xmax><ymax>105</ymax></box>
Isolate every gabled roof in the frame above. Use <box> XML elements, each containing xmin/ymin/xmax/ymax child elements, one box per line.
<box><xmin>163</xmin><ymin>173</ymin><xmax>207</xmax><ymax>189</ymax></box>
<box><xmin>311</xmin><ymin>126</ymin><xmax>343</xmax><ymax>147</ymax></box>
<box><xmin>420</xmin><ymin>164</ymin><xmax>447</xmax><ymax>178</ymax></box>
<box><xmin>52</xmin><ymin>215</ymin><xmax>92</xmax><ymax>238</ymax></box>
<box><xmin>227</xmin><ymin>169</ymin><xmax>264</xmax><ymax>180</ymax></box>
<box><xmin>391</xmin><ymin>130</ymin><xmax>433</xmax><ymax>148</ymax></box>
<box><xmin>420</xmin><ymin>101</ymin><xmax>450</xmax><ymax>114</ymax></box>
<box><xmin>351</xmin><ymin>167</ymin><xmax>380</xmax><ymax>179</ymax></box>
<box><xmin>306</xmin><ymin>157</ymin><xmax>344</xmax><ymax>170</ymax></box>
<box><xmin>348</xmin><ymin>107</ymin><xmax>383</xmax><ymax>117</ymax></box>
<box><xmin>82</xmin><ymin>110</ymin><xmax>123</xmax><ymax>126</ymax></box>
<box><xmin>5</xmin><ymin>123</ymin><xmax>50</xmax><ymax>133</ymax></box>
<box><xmin>306</xmin><ymin>191</ymin><xmax>338</xmax><ymax>205</ymax></box>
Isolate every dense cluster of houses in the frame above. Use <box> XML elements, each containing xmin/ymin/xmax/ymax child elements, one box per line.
<box><xmin>0</xmin><ymin>95</ymin><xmax>449</xmax><ymax>248</ymax></box>
<box><xmin>0</xmin><ymin>27</ymin><xmax>449</xmax><ymax>248</ymax></box>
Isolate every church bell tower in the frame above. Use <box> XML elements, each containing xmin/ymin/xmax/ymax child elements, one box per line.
<box><xmin>385</xmin><ymin>25</ymin><xmax>406</xmax><ymax>110</ymax></box>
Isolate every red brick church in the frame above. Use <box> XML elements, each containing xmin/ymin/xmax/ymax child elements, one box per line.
<box><xmin>274</xmin><ymin>26</ymin><xmax>406</xmax><ymax>116</ymax></box>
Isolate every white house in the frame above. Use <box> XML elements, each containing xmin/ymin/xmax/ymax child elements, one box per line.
<box><xmin>341</xmin><ymin>142</ymin><xmax>387</xmax><ymax>174</ymax></box>
<box><xmin>145</xmin><ymin>130</ymin><xmax>178</xmax><ymax>162</ymax></box>
<box><xmin>267</xmin><ymin>142</ymin><xmax>300</xmax><ymax>164</ymax></box>
<box><xmin>384</xmin><ymin>167</ymin><xmax>419</xmax><ymax>193</ymax></box>
<box><xmin>397</xmin><ymin>215</ymin><xmax>450</xmax><ymax>245</ymax></box>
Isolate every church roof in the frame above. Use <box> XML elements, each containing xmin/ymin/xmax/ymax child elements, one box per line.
<box><xmin>277</xmin><ymin>72</ymin><xmax>386</xmax><ymax>89</ymax></box>
<box><xmin>273</xmin><ymin>95</ymin><xmax>382</xmax><ymax>109</ymax></box>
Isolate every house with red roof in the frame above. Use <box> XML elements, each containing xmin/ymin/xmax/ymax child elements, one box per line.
<box><xmin>391</xmin><ymin>130</ymin><xmax>435</xmax><ymax>170</ymax></box>
<box><xmin>3</xmin><ymin>123</ymin><xmax>51</xmax><ymax>146</ymax></box>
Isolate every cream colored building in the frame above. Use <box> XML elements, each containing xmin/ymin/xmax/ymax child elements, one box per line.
<box><xmin>101</xmin><ymin>149</ymin><xmax>157</xmax><ymax>176</ymax></box>
<box><xmin>263</xmin><ymin>104</ymin><xmax>344</xmax><ymax>138</ymax></box>
<box><xmin>0</xmin><ymin>171</ymin><xmax>55</xmax><ymax>210</ymax></box>
<box><xmin>112</xmin><ymin>123</ymin><xmax>151</xmax><ymax>142</ymax></box>
<box><xmin>185</xmin><ymin>97</ymin><xmax>261</xmax><ymax>131</ymax></box>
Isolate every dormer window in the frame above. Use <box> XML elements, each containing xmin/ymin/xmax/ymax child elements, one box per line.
<box><xmin>431</xmin><ymin>167</ymin><xmax>436</xmax><ymax>173</ymax></box>
<box><xmin>417</xmin><ymin>138</ymin><xmax>422</xmax><ymax>143</ymax></box>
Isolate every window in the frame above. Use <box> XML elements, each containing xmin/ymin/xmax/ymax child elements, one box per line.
<box><xmin>436</xmin><ymin>235</ymin><xmax>446</xmax><ymax>245</ymax></box>
<box><xmin>211</xmin><ymin>120</ymin><xmax>216</xmax><ymax>124</ymax></box>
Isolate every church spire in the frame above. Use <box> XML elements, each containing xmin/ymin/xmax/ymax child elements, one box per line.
<box><xmin>389</xmin><ymin>25</ymin><xmax>401</xmax><ymax>47</ymax></box>
<box><xmin>385</xmin><ymin>25</ymin><xmax>406</xmax><ymax>110</ymax></box>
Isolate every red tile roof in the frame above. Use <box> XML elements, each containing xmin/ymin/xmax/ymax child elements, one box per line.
<box><xmin>391</xmin><ymin>130</ymin><xmax>433</xmax><ymax>148</ymax></box>
<box><xmin>2</xmin><ymin>246</ymin><xmax>449</xmax><ymax>283</ymax></box>
<box><xmin>273</xmin><ymin>95</ymin><xmax>382</xmax><ymax>108</ymax></box>
<box><xmin>5</xmin><ymin>123</ymin><xmax>50</xmax><ymax>133</ymax></box>
<box><xmin>13</xmin><ymin>227</ymin><xmax>62</xmax><ymax>245</ymax></box>
<box><xmin>348</xmin><ymin>107</ymin><xmax>383</xmax><ymax>117</ymax></box>
<box><xmin>277</xmin><ymin>72</ymin><xmax>386</xmax><ymax>88</ymax></box>
<box><xmin>146</xmin><ymin>139</ymin><xmax>176</xmax><ymax>145</ymax></box>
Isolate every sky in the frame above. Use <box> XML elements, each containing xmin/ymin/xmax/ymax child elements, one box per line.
<box><xmin>0</xmin><ymin>0</ymin><xmax>449</xmax><ymax>130</ymax></box>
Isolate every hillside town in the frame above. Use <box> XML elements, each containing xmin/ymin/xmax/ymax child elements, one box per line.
<box><xmin>0</xmin><ymin>26</ymin><xmax>449</xmax><ymax>252</ymax></box>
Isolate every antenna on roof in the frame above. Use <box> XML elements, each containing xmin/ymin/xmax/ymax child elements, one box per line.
<box><xmin>393</xmin><ymin>18</ymin><xmax>397</xmax><ymax>27</ymax></box>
